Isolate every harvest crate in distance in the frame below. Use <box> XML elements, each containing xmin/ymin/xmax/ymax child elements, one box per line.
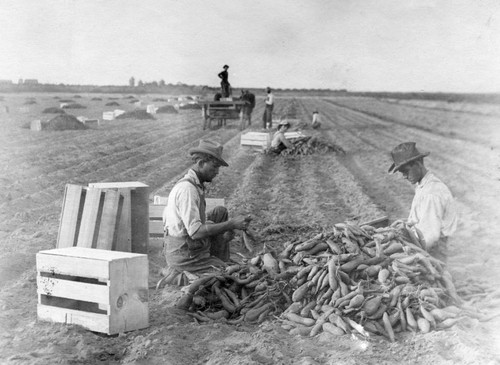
<box><xmin>37</xmin><ymin>247</ymin><xmax>149</xmax><ymax>335</ymax></box>
<box><xmin>240</xmin><ymin>132</ymin><xmax>271</xmax><ymax>151</ymax></box>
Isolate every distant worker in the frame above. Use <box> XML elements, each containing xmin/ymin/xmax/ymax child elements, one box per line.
<box><xmin>388</xmin><ymin>142</ymin><xmax>458</xmax><ymax>262</ymax></box>
<box><xmin>218</xmin><ymin>65</ymin><xmax>231</xmax><ymax>97</ymax></box>
<box><xmin>262</xmin><ymin>87</ymin><xmax>274</xmax><ymax>130</ymax></box>
<box><xmin>160</xmin><ymin>140</ymin><xmax>252</xmax><ymax>286</ymax></box>
<box><xmin>311</xmin><ymin>111</ymin><xmax>321</xmax><ymax>129</ymax></box>
<box><xmin>269</xmin><ymin>120</ymin><xmax>293</xmax><ymax>154</ymax></box>
<box><xmin>241</xmin><ymin>89</ymin><xmax>256</xmax><ymax>129</ymax></box>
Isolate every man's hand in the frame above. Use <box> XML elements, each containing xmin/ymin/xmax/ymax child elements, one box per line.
<box><xmin>231</xmin><ymin>215</ymin><xmax>252</xmax><ymax>231</ymax></box>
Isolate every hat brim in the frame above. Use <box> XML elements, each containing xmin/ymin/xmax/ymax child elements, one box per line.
<box><xmin>388</xmin><ymin>152</ymin><xmax>430</xmax><ymax>173</ymax></box>
<box><xmin>189</xmin><ymin>147</ymin><xmax>229</xmax><ymax>166</ymax></box>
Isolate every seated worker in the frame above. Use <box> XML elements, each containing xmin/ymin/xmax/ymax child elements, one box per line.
<box><xmin>160</xmin><ymin>140</ymin><xmax>252</xmax><ymax>286</ymax></box>
<box><xmin>269</xmin><ymin>120</ymin><xmax>293</xmax><ymax>154</ymax></box>
<box><xmin>312</xmin><ymin>111</ymin><xmax>321</xmax><ymax>129</ymax></box>
<box><xmin>388</xmin><ymin>142</ymin><xmax>458</xmax><ymax>262</ymax></box>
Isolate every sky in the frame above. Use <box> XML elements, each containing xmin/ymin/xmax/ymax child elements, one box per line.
<box><xmin>0</xmin><ymin>0</ymin><xmax>499</xmax><ymax>92</ymax></box>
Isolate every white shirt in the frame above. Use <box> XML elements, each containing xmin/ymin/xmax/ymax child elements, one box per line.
<box><xmin>163</xmin><ymin>169</ymin><xmax>205</xmax><ymax>238</ymax></box>
<box><xmin>265</xmin><ymin>92</ymin><xmax>274</xmax><ymax>105</ymax></box>
<box><xmin>408</xmin><ymin>171</ymin><xmax>458</xmax><ymax>248</ymax></box>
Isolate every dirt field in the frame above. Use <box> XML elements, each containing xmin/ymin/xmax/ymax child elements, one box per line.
<box><xmin>0</xmin><ymin>92</ymin><xmax>499</xmax><ymax>364</ymax></box>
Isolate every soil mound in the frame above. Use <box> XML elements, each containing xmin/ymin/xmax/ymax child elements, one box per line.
<box><xmin>59</xmin><ymin>99</ymin><xmax>74</xmax><ymax>103</ymax></box>
<box><xmin>73</xmin><ymin>95</ymin><xmax>82</xmax><ymax>98</ymax></box>
<box><xmin>108</xmin><ymin>97</ymin><xmax>119</xmax><ymax>100</ymax></box>
<box><xmin>153</xmin><ymin>98</ymin><xmax>167</xmax><ymax>102</ymax></box>
<box><xmin>156</xmin><ymin>105</ymin><xmax>178</xmax><ymax>114</ymax></box>
<box><xmin>62</xmin><ymin>103</ymin><xmax>86</xmax><ymax>109</ymax></box>
<box><xmin>123</xmin><ymin>95</ymin><xmax>135</xmax><ymax>99</ymax></box>
<box><xmin>105</xmin><ymin>101</ymin><xmax>120</xmax><ymax>106</ymax></box>
<box><xmin>129</xmin><ymin>99</ymin><xmax>140</xmax><ymax>103</ymax></box>
<box><xmin>178</xmin><ymin>103</ymin><xmax>201</xmax><ymax>110</ymax></box>
<box><xmin>23</xmin><ymin>100</ymin><xmax>37</xmax><ymax>105</ymax></box>
<box><xmin>91</xmin><ymin>97</ymin><xmax>102</xmax><ymax>101</ymax></box>
<box><xmin>42</xmin><ymin>107</ymin><xmax>66</xmax><ymax>114</ymax></box>
<box><xmin>53</xmin><ymin>96</ymin><xmax>60</xmax><ymax>99</ymax></box>
<box><xmin>44</xmin><ymin>114</ymin><xmax>88</xmax><ymax>131</ymax></box>
<box><xmin>115</xmin><ymin>109</ymin><xmax>155</xmax><ymax>120</ymax></box>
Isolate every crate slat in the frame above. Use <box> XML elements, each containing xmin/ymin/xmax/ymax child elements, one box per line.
<box><xmin>37</xmin><ymin>252</ymin><xmax>109</xmax><ymax>280</ymax></box>
<box><xmin>37</xmin><ymin>275</ymin><xmax>110</xmax><ymax>305</ymax></box>
<box><xmin>96</xmin><ymin>190</ymin><xmax>121</xmax><ymax>250</ymax></box>
<box><xmin>38</xmin><ymin>304</ymin><xmax>110</xmax><ymax>334</ymax></box>
<box><xmin>76</xmin><ymin>188</ymin><xmax>103</xmax><ymax>248</ymax></box>
<box><xmin>149</xmin><ymin>221</ymin><xmax>164</xmax><ymax>237</ymax></box>
<box><xmin>115</xmin><ymin>189</ymin><xmax>132</xmax><ymax>252</ymax></box>
<box><xmin>57</xmin><ymin>184</ymin><xmax>84</xmax><ymax>248</ymax></box>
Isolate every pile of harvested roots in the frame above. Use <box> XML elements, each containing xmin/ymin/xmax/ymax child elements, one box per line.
<box><xmin>175</xmin><ymin>220</ymin><xmax>481</xmax><ymax>341</ymax></box>
<box><xmin>281</xmin><ymin>136</ymin><xmax>345</xmax><ymax>156</ymax></box>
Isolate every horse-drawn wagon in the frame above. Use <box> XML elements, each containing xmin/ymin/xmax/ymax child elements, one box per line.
<box><xmin>201</xmin><ymin>100</ymin><xmax>247</xmax><ymax>130</ymax></box>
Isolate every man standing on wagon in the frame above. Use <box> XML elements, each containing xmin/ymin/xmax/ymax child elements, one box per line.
<box><xmin>218</xmin><ymin>65</ymin><xmax>231</xmax><ymax>98</ymax></box>
<box><xmin>388</xmin><ymin>142</ymin><xmax>458</xmax><ymax>262</ymax></box>
<box><xmin>262</xmin><ymin>87</ymin><xmax>274</xmax><ymax>130</ymax></box>
<box><xmin>160</xmin><ymin>140</ymin><xmax>252</xmax><ymax>286</ymax></box>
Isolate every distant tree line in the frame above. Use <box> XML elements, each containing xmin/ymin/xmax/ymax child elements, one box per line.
<box><xmin>0</xmin><ymin>81</ymin><xmax>498</xmax><ymax>104</ymax></box>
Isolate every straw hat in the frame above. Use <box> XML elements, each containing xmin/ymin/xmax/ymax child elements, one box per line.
<box><xmin>189</xmin><ymin>140</ymin><xmax>228</xmax><ymax>166</ymax></box>
<box><xmin>388</xmin><ymin>142</ymin><xmax>429</xmax><ymax>173</ymax></box>
<box><xmin>278</xmin><ymin>120</ymin><xmax>291</xmax><ymax>129</ymax></box>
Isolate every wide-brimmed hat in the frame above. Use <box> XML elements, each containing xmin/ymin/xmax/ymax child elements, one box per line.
<box><xmin>223</xmin><ymin>65</ymin><xmax>229</xmax><ymax>69</ymax></box>
<box><xmin>189</xmin><ymin>140</ymin><xmax>228</xmax><ymax>166</ymax></box>
<box><xmin>388</xmin><ymin>142</ymin><xmax>429</xmax><ymax>173</ymax></box>
<box><xmin>278</xmin><ymin>120</ymin><xmax>291</xmax><ymax>128</ymax></box>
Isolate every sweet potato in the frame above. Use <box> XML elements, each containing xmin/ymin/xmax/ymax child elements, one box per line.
<box><xmin>245</xmin><ymin>302</ymin><xmax>273</xmax><ymax>322</ymax></box>
<box><xmin>322</xmin><ymin>322</ymin><xmax>345</xmax><ymax>336</ymax></box>
<box><xmin>294</xmin><ymin>233</ymin><xmax>324</xmax><ymax>252</ymax></box>
<box><xmin>417</xmin><ymin>317</ymin><xmax>431</xmax><ymax>333</ymax></box>
<box><xmin>363</xmin><ymin>296</ymin><xmax>382</xmax><ymax>316</ymax></box>
<box><xmin>292</xmin><ymin>281</ymin><xmax>312</xmax><ymax>302</ymax></box>
<box><xmin>310</xmin><ymin>307</ymin><xmax>335</xmax><ymax>336</ymax></box>
<box><xmin>382</xmin><ymin>312</ymin><xmax>395</xmax><ymax>342</ymax></box>
<box><xmin>283</xmin><ymin>312</ymin><xmax>316</xmax><ymax>327</ymax></box>
<box><xmin>203</xmin><ymin>309</ymin><xmax>230</xmax><ymax>320</ymax></box>
<box><xmin>300</xmin><ymin>300</ymin><xmax>317</xmax><ymax>318</ymax></box>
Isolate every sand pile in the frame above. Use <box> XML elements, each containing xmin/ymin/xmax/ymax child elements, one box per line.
<box><xmin>43</xmin><ymin>114</ymin><xmax>88</xmax><ymax>131</ymax></box>
<box><xmin>105</xmin><ymin>101</ymin><xmax>120</xmax><ymax>106</ymax></box>
<box><xmin>62</xmin><ymin>103</ymin><xmax>86</xmax><ymax>109</ymax></box>
<box><xmin>115</xmin><ymin>109</ymin><xmax>155</xmax><ymax>120</ymax></box>
<box><xmin>156</xmin><ymin>105</ymin><xmax>178</xmax><ymax>114</ymax></box>
<box><xmin>42</xmin><ymin>107</ymin><xmax>66</xmax><ymax>114</ymax></box>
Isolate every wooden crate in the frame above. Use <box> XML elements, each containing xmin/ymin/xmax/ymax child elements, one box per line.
<box><xmin>241</xmin><ymin>132</ymin><xmax>271</xmax><ymax>150</ymax></box>
<box><xmin>102</xmin><ymin>111</ymin><xmax>114</xmax><ymax>120</ymax></box>
<box><xmin>30</xmin><ymin>119</ymin><xmax>42</xmax><ymax>131</ymax></box>
<box><xmin>88</xmin><ymin>182</ymin><xmax>149</xmax><ymax>254</ymax></box>
<box><xmin>57</xmin><ymin>185</ymin><xmax>131</xmax><ymax>252</ymax></box>
<box><xmin>37</xmin><ymin>247</ymin><xmax>148</xmax><ymax>335</ymax></box>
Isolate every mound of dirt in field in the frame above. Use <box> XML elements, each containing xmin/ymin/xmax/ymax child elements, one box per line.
<box><xmin>62</xmin><ymin>103</ymin><xmax>86</xmax><ymax>109</ymax></box>
<box><xmin>53</xmin><ymin>96</ymin><xmax>60</xmax><ymax>99</ymax></box>
<box><xmin>156</xmin><ymin>105</ymin><xmax>178</xmax><ymax>114</ymax></box>
<box><xmin>123</xmin><ymin>95</ymin><xmax>135</xmax><ymax>99</ymax></box>
<box><xmin>59</xmin><ymin>99</ymin><xmax>74</xmax><ymax>103</ymax></box>
<box><xmin>115</xmin><ymin>109</ymin><xmax>155</xmax><ymax>120</ymax></box>
<box><xmin>73</xmin><ymin>95</ymin><xmax>82</xmax><ymax>98</ymax></box>
<box><xmin>153</xmin><ymin>97</ymin><xmax>167</xmax><ymax>102</ymax></box>
<box><xmin>108</xmin><ymin>97</ymin><xmax>119</xmax><ymax>100</ymax></box>
<box><xmin>42</xmin><ymin>107</ymin><xmax>65</xmax><ymax>114</ymax></box>
<box><xmin>44</xmin><ymin>114</ymin><xmax>88</xmax><ymax>131</ymax></box>
<box><xmin>23</xmin><ymin>100</ymin><xmax>37</xmax><ymax>105</ymax></box>
<box><xmin>129</xmin><ymin>99</ymin><xmax>140</xmax><ymax>103</ymax></box>
<box><xmin>90</xmin><ymin>97</ymin><xmax>102</xmax><ymax>101</ymax></box>
<box><xmin>105</xmin><ymin>101</ymin><xmax>120</xmax><ymax>106</ymax></box>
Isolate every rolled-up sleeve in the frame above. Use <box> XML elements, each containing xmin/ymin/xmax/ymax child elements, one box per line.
<box><xmin>176</xmin><ymin>185</ymin><xmax>203</xmax><ymax>237</ymax></box>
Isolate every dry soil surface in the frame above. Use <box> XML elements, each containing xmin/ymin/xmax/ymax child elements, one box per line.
<box><xmin>0</xmin><ymin>93</ymin><xmax>499</xmax><ymax>365</ymax></box>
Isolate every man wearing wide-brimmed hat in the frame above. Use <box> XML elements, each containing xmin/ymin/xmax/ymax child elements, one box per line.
<box><xmin>389</xmin><ymin>142</ymin><xmax>458</xmax><ymax>262</ymax></box>
<box><xmin>160</xmin><ymin>140</ymin><xmax>252</xmax><ymax>286</ymax></box>
<box><xmin>218</xmin><ymin>65</ymin><xmax>231</xmax><ymax>97</ymax></box>
<box><xmin>269</xmin><ymin>120</ymin><xmax>293</xmax><ymax>154</ymax></box>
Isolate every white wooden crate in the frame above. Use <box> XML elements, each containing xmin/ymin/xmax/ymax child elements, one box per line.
<box><xmin>30</xmin><ymin>120</ymin><xmax>42</xmax><ymax>131</ymax></box>
<box><xmin>102</xmin><ymin>111</ymin><xmax>114</xmax><ymax>120</ymax></box>
<box><xmin>37</xmin><ymin>247</ymin><xmax>149</xmax><ymax>335</ymax></box>
<box><xmin>241</xmin><ymin>132</ymin><xmax>271</xmax><ymax>150</ymax></box>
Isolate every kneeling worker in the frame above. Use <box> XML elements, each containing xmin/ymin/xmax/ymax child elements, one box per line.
<box><xmin>388</xmin><ymin>142</ymin><xmax>458</xmax><ymax>262</ymax></box>
<box><xmin>161</xmin><ymin>140</ymin><xmax>252</xmax><ymax>286</ymax></box>
<box><xmin>269</xmin><ymin>120</ymin><xmax>293</xmax><ymax>154</ymax></box>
